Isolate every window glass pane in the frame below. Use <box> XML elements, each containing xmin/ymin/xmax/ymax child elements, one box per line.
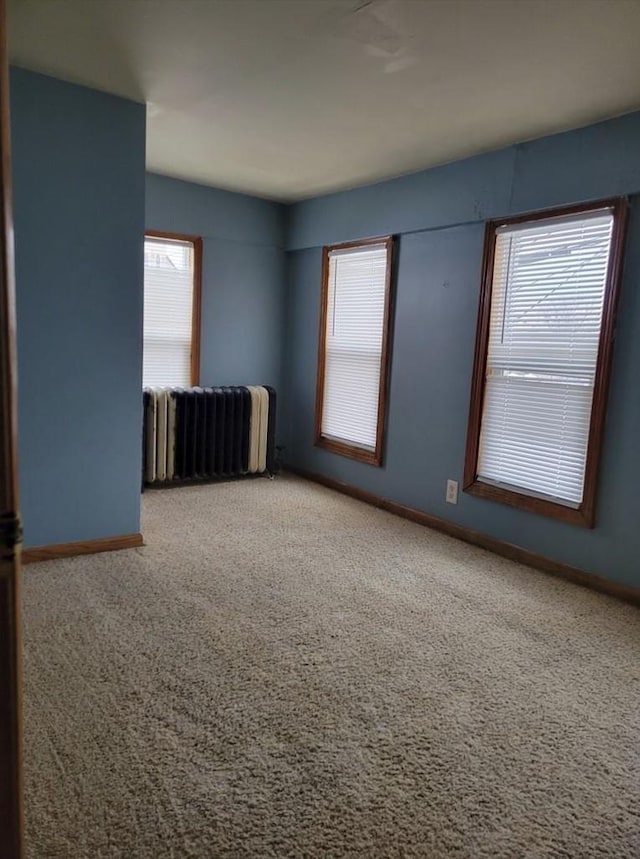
<box><xmin>477</xmin><ymin>210</ymin><xmax>614</xmax><ymax>505</ymax></box>
<box><xmin>143</xmin><ymin>237</ymin><xmax>194</xmax><ymax>387</ymax></box>
<box><xmin>321</xmin><ymin>244</ymin><xmax>388</xmax><ymax>451</ymax></box>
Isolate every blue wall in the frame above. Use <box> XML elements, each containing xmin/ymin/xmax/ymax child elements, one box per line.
<box><xmin>284</xmin><ymin>112</ymin><xmax>640</xmax><ymax>589</ymax></box>
<box><xmin>11</xmin><ymin>68</ymin><xmax>146</xmax><ymax>548</ymax></box>
<box><xmin>145</xmin><ymin>174</ymin><xmax>286</xmax><ymax>397</ymax></box>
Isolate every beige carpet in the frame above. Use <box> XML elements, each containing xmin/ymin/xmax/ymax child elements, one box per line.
<box><xmin>22</xmin><ymin>475</ymin><xmax>639</xmax><ymax>858</ymax></box>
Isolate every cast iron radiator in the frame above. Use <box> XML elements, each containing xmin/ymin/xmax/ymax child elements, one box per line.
<box><xmin>143</xmin><ymin>386</ymin><xmax>276</xmax><ymax>485</ymax></box>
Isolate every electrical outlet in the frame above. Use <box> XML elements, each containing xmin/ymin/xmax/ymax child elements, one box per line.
<box><xmin>446</xmin><ymin>479</ymin><xmax>458</xmax><ymax>504</ymax></box>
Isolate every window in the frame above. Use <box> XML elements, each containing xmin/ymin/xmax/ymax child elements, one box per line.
<box><xmin>143</xmin><ymin>231</ymin><xmax>202</xmax><ymax>387</ymax></box>
<box><xmin>464</xmin><ymin>199</ymin><xmax>627</xmax><ymax>527</ymax></box>
<box><xmin>315</xmin><ymin>236</ymin><xmax>395</xmax><ymax>465</ymax></box>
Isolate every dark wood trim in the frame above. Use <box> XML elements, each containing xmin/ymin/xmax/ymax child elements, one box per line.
<box><xmin>581</xmin><ymin>197</ymin><xmax>628</xmax><ymax>525</ymax></box>
<box><xmin>314</xmin><ymin>235</ymin><xmax>396</xmax><ymax>467</ymax></box>
<box><xmin>313</xmin><ymin>242</ymin><xmax>330</xmax><ymax>456</ymax></box>
<box><xmin>0</xmin><ymin>0</ymin><xmax>24</xmax><ymax>850</ymax></box>
<box><xmin>314</xmin><ymin>436</ymin><xmax>383</xmax><ymax>466</ymax></box>
<box><xmin>145</xmin><ymin>231</ymin><xmax>203</xmax><ymax>386</ymax></box>
<box><xmin>0</xmin><ymin>572</ymin><xmax>22</xmax><ymax>859</ymax></box>
<box><xmin>464</xmin><ymin>480</ymin><xmax>588</xmax><ymax>526</ymax></box>
<box><xmin>318</xmin><ymin>236</ymin><xmax>394</xmax><ymax>252</ymax></box>
<box><xmin>463</xmin><ymin>197</ymin><xmax>629</xmax><ymax>528</ymax></box>
<box><xmin>190</xmin><ymin>236</ymin><xmax>203</xmax><ymax>387</ymax></box>
<box><xmin>145</xmin><ymin>230</ymin><xmax>201</xmax><ymax>243</ymax></box>
<box><xmin>288</xmin><ymin>467</ymin><xmax>640</xmax><ymax>608</ymax></box>
<box><xmin>462</xmin><ymin>219</ymin><xmax>495</xmax><ymax>489</ymax></box>
<box><xmin>375</xmin><ymin>235</ymin><xmax>397</xmax><ymax>463</ymax></box>
<box><xmin>489</xmin><ymin>197</ymin><xmax>627</xmax><ymax>229</ymax></box>
<box><xmin>22</xmin><ymin>533</ymin><xmax>144</xmax><ymax>565</ymax></box>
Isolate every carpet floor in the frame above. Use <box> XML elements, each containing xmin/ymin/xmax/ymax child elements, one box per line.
<box><xmin>22</xmin><ymin>475</ymin><xmax>639</xmax><ymax>858</ymax></box>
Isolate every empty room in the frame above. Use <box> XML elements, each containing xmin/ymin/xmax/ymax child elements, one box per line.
<box><xmin>0</xmin><ymin>0</ymin><xmax>639</xmax><ymax>857</ymax></box>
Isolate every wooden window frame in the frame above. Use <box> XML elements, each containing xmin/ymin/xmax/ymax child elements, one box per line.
<box><xmin>144</xmin><ymin>230</ymin><xmax>203</xmax><ymax>387</ymax></box>
<box><xmin>314</xmin><ymin>235</ymin><xmax>396</xmax><ymax>466</ymax></box>
<box><xmin>463</xmin><ymin>197</ymin><xmax>629</xmax><ymax>528</ymax></box>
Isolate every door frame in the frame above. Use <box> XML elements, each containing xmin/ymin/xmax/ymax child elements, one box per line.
<box><xmin>0</xmin><ymin>0</ymin><xmax>24</xmax><ymax>853</ymax></box>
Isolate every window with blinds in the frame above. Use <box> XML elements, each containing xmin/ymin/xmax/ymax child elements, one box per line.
<box><xmin>465</xmin><ymin>200</ymin><xmax>627</xmax><ymax>527</ymax></box>
<box><xmin>143</xmin><ymin>233</ymin><xmax>201</xmax><ymax>388</ymax></box>
<box><xmin>315</xmin><ymin>237</ymin><xmax>394</xmax><ymax>465</ymax></box>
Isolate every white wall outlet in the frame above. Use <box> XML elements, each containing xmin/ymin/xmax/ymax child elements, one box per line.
<box><xmin>446</xmin><ymin>479</ymin><xmax>458</xmax><ymax>504</ymax></box>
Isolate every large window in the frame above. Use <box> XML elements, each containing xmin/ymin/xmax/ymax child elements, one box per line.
<box><xmin>143</xmin><ymin>231</ymin><xmax>202</xmax><ymax>387</ymax></box>
<box><xmin>315</xmin><ymin>236</ymin><xmax>395</xmax><ymax>465</ymax></box>
<box><xmin>464</xmin><ymin>199</ymin><xmax>627</xmax><ymax>527</ymax></box>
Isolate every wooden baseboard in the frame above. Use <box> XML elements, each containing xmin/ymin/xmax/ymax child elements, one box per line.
<box><xmin>287</xmin><ymin>467</ymin><xmax>640</xmax><ymax>608</ymax></box>
<box><xmin>22</xmin><ymin>533</ymin><xmax>144</xmax><ymax>564</ymax></box>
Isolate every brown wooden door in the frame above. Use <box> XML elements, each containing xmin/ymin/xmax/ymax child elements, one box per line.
<box><xmin>0</xmin><ymin>0</ymin><xmax>24</xmax><ymax>854</ymax></box>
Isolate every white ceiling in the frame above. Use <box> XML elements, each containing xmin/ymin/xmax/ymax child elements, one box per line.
<box><xmin>8</xmin><ymin>0</ymin><xmax>640</xmax><ymax>202</ymax></box>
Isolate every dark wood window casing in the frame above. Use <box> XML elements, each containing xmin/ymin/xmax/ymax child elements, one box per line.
<box><xmin>145</xmin><ymin>230</ymin><xmax>203</xmax><ymax>387</ymax></box>
<box><xmin>463</xmin><ymin>198</ymin><xmax>628</xmax><ymax>528</ymax></box>
<box><xmin>314</xmin><ymin>236</ymin><xmax>396</xmax><ymax>466</ymax></box>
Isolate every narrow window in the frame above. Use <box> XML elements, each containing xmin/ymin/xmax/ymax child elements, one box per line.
<box><xmin>464</xmin><ymin>199</ymin><xmax>627</xmax><ymax>527</ymax></box>
<box><xmin>315</xmin><ymin>236</ymin><xmax>395</xmax><ymax>465</ymax></box>
<box><xmin>143</xmin><ymin>232</ymin><xmax>202</xmax><ymax>387</ymax></box>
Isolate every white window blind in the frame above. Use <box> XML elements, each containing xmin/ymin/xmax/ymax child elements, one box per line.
<box><xmin>143</xmin><ymin>236</ymin><xmax>195</xmax><ymax>387</ymax></box>
<box><xmin>320</xmin><ymin>243</ymin><xmax>388</xmax><ymax>451</ymax></box>
<box><xmin>477</xmin><ymin>209</ymin><xmax>615</xmax><ymax>506</ymax></box>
